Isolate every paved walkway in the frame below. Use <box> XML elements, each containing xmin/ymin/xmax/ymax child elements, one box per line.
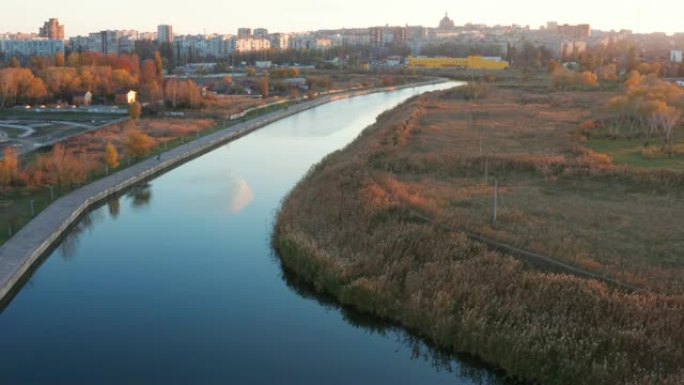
<box><xmin>0</xmin><ymin>79</ymin><xmax>447</xmax><ymax>304</ymax></box>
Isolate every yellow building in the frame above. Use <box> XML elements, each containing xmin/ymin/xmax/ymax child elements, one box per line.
<box><xmin>408</xmin><ymin>56</ymin><xmax>510</xmax><ymax>70</ymax></box>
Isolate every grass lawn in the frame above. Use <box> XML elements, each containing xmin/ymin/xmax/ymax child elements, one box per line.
<box><xmin>588</xmin><ymin>137</ymin><xmax>684</xmax><ymax>171</ymax></box>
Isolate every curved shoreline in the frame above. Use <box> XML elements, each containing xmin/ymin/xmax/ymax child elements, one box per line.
<box><xmin>0</xmin><ymin>78</ymin><xmax>448</xmax><ymax>305</ymax></box>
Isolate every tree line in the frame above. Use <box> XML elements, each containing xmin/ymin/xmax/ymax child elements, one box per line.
<box><xmin>0</xmin><ymin>52</ymin><xmax>164</xmax><ymax>107</ymax></box>
<box><xmin>0</xmin><ymin>119</ymin><xmax>157</xmax><ymax>193</ymax></box>
<box><xmin>0</xmin><ymin>51</ymin><xmax>211</xmax><ymax>110</ymax></box>
<box><xmin>602</xmin><ymin>71</ymin><xmax>683</xmax><ymax>155</ymax></box>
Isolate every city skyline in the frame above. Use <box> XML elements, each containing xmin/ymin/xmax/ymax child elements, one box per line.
<box><xmin>2</xmin><ymin>0</ymin><xmax>683</xmax><ymax>37</ymax></box>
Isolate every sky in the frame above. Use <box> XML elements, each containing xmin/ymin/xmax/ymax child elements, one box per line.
<box><xmin>1</xmin><ymin>0</ymin><xmax>683</xmax><ymax>37</ymax></box>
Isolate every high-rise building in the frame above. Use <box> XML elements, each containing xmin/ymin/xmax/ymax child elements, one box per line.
<box><xmin>254</xmin><ymin>28</ymin><xmax>268</xmax><ymax>38</ymax></box>
<box><xmin>39</xmin><ymin>18</ymin><xmax>65</xmax><ymax>40</ymax></box>
<box><xmin>158</xmin><ymin>24</ymin><xmax>174</xmax><ymax>45</ymax></box>
<box><xmin>238</xmin><ymin>28</ymin><xmax>252</xmax><ymax>38</ymax></box>
<box><xmin>269</xmin><ymin>33</ymin><xmax>290</xmax><ymax>50</ymax></box>
<box><xmin>369</xmin><ymin>27</ymin><xmax>384</xmax><ymax>47</ymax></box>
<box><xmin>557</xmin><ymin>24</ymin><xmax>591</xmax><ymax>39</ymax></box>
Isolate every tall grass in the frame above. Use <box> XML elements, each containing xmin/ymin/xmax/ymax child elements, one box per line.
<box><xmin>274</xmin><ymin>88</ymin><xmax>684</xmax><ymax>384</ymax></box>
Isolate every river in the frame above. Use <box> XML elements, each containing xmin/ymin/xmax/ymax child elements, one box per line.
<box><xmin>0</xmin><ymin>82</ymin><xmax>513</xmax><ymax>385</ymax></box>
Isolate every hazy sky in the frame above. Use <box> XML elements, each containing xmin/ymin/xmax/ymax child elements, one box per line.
<box><xmin>2</xmin><ymin>0</ymin><xmax>682</xmax><ymax>36</ymax></box>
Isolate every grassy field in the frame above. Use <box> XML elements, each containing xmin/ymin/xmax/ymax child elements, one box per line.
<box><xmin>587</xmin><ymin>137</ymin><xmax>684</xmax><ymax>171</ymax></box>
<box><xmin>335</xmin><ymin>86</ymin><xmax>684</xmax><ymax>294</ymax></box>
<box><xmin>275</xmin><ymin>84</ymin><xmax>684</xmax><ymax>384</ymax></box>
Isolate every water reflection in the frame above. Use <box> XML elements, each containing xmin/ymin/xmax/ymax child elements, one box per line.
<box><xmin>1</xmin><ymin>82</ymin><xmax>512</xmax><ymax>384</ymax></box>
<box><xmin>60</xmin><ymin>210</ymin><xmax>104</xmax><ymax>260</ymax></box>
<box><xmin>277</xmin><ymin>260</ymin><xmax>512</xmax><ymax>385</ymax></box>
<box><xmin>229</xmin><ymin>177</ymin><xmax>254</xmax><ymax>213</ymax></box>
<box><xmin>127</xmin><ymin>183</ymin><xmax>152</xmax><ymax>210</ymax></box>
<box><xmin>107</xmin><ymin>196</ymin><xmax>120</xmax><ymax>219</ymax></box>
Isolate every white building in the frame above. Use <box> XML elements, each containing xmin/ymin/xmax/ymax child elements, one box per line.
<box><xmin>254</xmin><ymin>28</ymin><xmax>268</xmax><ymax>38</ymax></box>
<box><xmin>0</xmin><ymin>38</ymin><xmax>64</xmax><ymax>57</ymax></box>
<box><xmin>289</xmin><ymin>34</ymin><xmax>333</xmax><ymax>50</ymax></box>
<box><xmin>69</xmin><ymin>30</ymin><xmax>148</xmax><ymax>55</ymax></box>
<box><xmin>207</xmin><ymin>35</ymin><xmax>233</xmax><ymax>58</ymax></box>
<box><xmin>270</xmin><ymin>33</ymin><xmax>290</xmax><ymax>50</ymax></box>
<box><xmin>158</xmin><ymin>24</ymin><xmax>174</xmax><ymax>45</ymax></box>
<box><xmin>231</xmin><ymin>37</ymin><xmax>271</xmax><ymax>53</ymax></box>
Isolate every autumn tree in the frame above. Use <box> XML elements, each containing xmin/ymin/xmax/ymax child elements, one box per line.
<box><xmin>604</xmin><ymin>72</ymin><xmax>684</xmax><ymax>145</ymax></box>
<box><xmin>41</xmin><ymin>67</ymin><xmax>81</xmax><ymax>100</ymax></box>
<box><xmin>154</xmin><ymin>51</ymin><xmax>164</xmax><ymax>84</ymax></box>
<box><xmin>0</xmin><ymin>68</ymin><xmax>47</xmax><ymax>108</ymax></box>
<box><xmin>579</xmin><ymin>71</ymin><xmax>599</xmax><ymax>88</ymax></box>
<box><xmin>55</xmin><ymin>52</ymin><xmax>65</xmax><ymax>67</ymax></box>
<box><xmin>128</xmin><ymin>101</ymin><xmax>142</xmax><ymax>119</ymax></box>
<box><xmin>104</xmin><ymin>141</ymin><xmax>120</xmax><ymax>169</ymax></box>
<box><xmin>78</xmin><ymin>66</ymin><xmax>96</xmax><ymax>93</ymax></box>
<box><xmin>551</xmin><ymin>67</ymin><xmax>577</xmax><ymax>90</ymax></box>
<box><xmin>111</xmin><ymin>68</ymin><xmax>136</xmax><ymax>90</ymax></box>
<box><xmin>123</xmin><ymin>127</ymin><xmax>155</xmax><ymax>159</ymax></box>
<box><xmin>596</xmin><ymin>64</ymin><xmax>618</xmax><ymax>83</ymax></box>
<box><xmin>66</xmin><ymin>52</ymin><xmax>80</xmax><ymax>67</ymax></box>
<box><xmin>139</xmin><ymin>59</ymin><xmax>163</xmax><ymax>103</ymax></box>
<box><xmin>648</xmin><ymin>102</ymin><xmax>681</xmax><ymax>156</ymax></box>
<box><xmin>0</xmin><ymin>147</ymin><xmax>19</xmax><ymax>190</ymax></box>
<box><xmin>257</xmin><ymin>77</ymin><xmax>269</xmax><ymax>97</ymax></box>
<box><xmin>34</xmin><ymin>144</ymin><xmax>89</xmax><ymax>188</ymax></box>
<box><xmin>164</xmin><ymin>79</ymin><xmax>202</xmax><ymax>109</ymax></box>
<box><xmin>91</xmin><ymin>66</ymin><xmax>114</xmax><ymax>97</ymax></box>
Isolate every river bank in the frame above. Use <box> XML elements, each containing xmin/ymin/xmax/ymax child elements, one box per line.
<box><xmin>0</xmin><ymin>78</ymin><xmax>449</xmax><ymax>305</ymax></box>
<box><xmin>274</xmin><ymin>85</ymin><xmax>684</xmax><ymax>385</ymax></box>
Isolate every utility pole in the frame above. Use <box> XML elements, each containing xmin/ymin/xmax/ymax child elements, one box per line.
<box><xmin>479</xmin><ymin>129</ymin><xmax>483</xmax><ymax>157</ymax></box>
<box><xmin>493</xmin><ymin>179</ymin><xmax>498</xmax><ymax>224</ymax></box>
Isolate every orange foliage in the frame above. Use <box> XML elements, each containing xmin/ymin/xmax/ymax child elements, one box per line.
<box><xmin>104</xmin><ymin>141</ymin><xmax>120</xmax><ymax>169</ymax></box>
<box><xmin>31</xmin><ymin>144</ymin><xmax>90</xmax><ymax>188</ymax></box>
<box><xmin>123</xmin><ymin>127</ymin><xmax>156</xmax><ymax>159</ymax></box>
<box><xmin>0</xmin><ymin>147</ymin><xmax>19</xmax><ymax>190</ymax></box>
<box><xmin>164</xmin><ymin>79</ymin><xmax>202</xmax><ymax>109</ymax></box>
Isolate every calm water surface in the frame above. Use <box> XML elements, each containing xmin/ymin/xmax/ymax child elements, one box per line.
<box><xmin>0</xmin><ymin>83</ymin><xmax>513</xmax><ymax>385</ymax></box>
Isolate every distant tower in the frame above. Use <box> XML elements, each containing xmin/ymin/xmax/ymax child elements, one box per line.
<box><xmin>254</xmin><ymin>28</ymin><xmax>268</xmax><ymax>39</ymax></box>
<box><xmin>238</xmin><ymin>28</ymin><xmax>252</xmax><ymax>38</ymax></box>
<box><xmin>39</xmin><ymin>18</ymin><xmax>65</xmax><ymax>40</ymax></box>
<box><xmin>438</xmin><ymin>12</ymin><xmax>455</xmax><ymax>30</ymax></box>
<box><xmin>157</xmin><ymin>24</ymin><xmax>174</xmax><ymax>45</ymax></box>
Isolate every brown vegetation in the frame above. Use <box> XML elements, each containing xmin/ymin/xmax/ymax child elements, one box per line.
<box><xmin>275</xmin><ymin>84</ymin><xmax>684</xmax><ymax>384</ymax></box>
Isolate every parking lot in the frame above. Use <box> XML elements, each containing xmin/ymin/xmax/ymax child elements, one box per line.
<box><xmin>0</xmin><ymin>111</ymin><xmax>127</xmax><ymax>155</ymax></box>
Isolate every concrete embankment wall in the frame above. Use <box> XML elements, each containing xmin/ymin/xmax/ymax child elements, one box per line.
<box><xmin>0</xmin><ymin>79</ymin><xmax>449</xmax><ymax>305</ymax></box>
